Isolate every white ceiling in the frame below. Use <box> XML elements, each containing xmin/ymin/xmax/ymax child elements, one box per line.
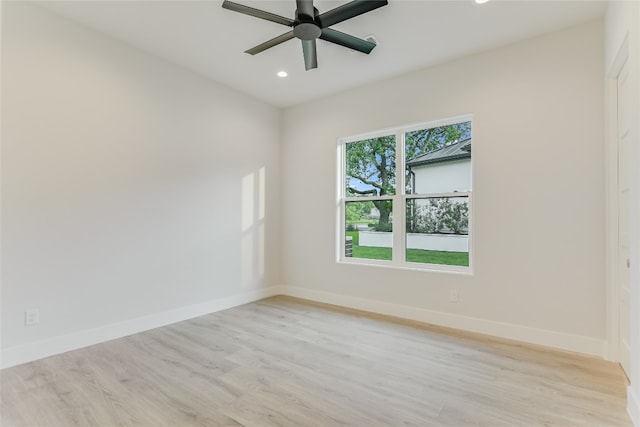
<box><xmin>38</xmin><ymin>0</ymin><xmax>607</xmax><ymax>108</ymax></box>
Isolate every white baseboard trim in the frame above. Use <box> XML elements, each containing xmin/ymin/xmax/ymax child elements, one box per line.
<box><xmin>1</xmin><ymin>286</ymin><xmax>284</xmax><ymax>369</ymax></box>
<box><xmin>280</xmin><ymin>286</ymin><xmax>606</xmax><ymax>358</ymax></box>
<box><xmin>629</xmin><ymin>386</ymin><xmax>640</xmax><ymax>427</ymax></box>
<box><xmin>2</xmin><ymin>285</ymin><xmax>606</xmax><ymax>369</ymax></box>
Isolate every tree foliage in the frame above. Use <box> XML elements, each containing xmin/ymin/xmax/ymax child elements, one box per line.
<box><xmin>407</xmin><ymin>198</ymin><xmax>469</xmax><ymax>235</ymax></box>
<box><xmin>345</xmin><ymin>201</ymin><xmax>374</xmax><ymax>222</ymax></box>
<box><xmin>345</xmin><ymin>122</ymin><xmax>471</xmax><ymax>227</ymax></box>
<box><xmin>404</xmin><ymin>122</ymin><xmax>471</xmax><ymax>163</ymax></box>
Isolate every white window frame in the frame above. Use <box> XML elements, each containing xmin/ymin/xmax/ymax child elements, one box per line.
<box><xmin>336</xmin><ymin>114</ymin><xmax>473</xmax><ymax>274</ymax></box>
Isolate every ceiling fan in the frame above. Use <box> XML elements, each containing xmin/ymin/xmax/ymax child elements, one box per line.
<box><xmin>221</xmin><ymin>0</ymin><xmax>388</xmax><ymax>71</ymax></box>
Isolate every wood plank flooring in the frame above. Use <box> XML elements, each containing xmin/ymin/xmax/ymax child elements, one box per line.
<box><xmin>0</xmin><ymin>296</ymin><xmax>632</xmax><ymax>426</ymax></box>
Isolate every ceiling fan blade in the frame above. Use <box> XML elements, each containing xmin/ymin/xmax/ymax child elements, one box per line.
<box><xmin>302</xmin><ymin>39</ymin><xmax>318</xmax><ymax>70</ymax></box>
<box><xmin>222</xmin><ymin>0</ymin><xmax>294</xmax><ymax>27</ymax></box>
<box><xmin>245</xmin><ymin>31</ymin><xmax>295</xmax><ymax>55</ymax></box>
<box><xmin>319</xmin><ymin>28</ymin><xmax>376</xmax><ymax>54</ymax></box>
<box><xmin>317</xmin><ymin>0</ymin><xmax>387</xmax><ymax>28</ymax></box>
<box><xmin>296</xmin><ymin>0</ymin><xmax>315</xmax><ymax>20</ymax></box>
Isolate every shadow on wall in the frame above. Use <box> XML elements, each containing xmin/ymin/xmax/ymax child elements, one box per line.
<box><xmin>241</xmin><ymin>167</ymin><xmax>266</xmax><ymax>288</ymax></box>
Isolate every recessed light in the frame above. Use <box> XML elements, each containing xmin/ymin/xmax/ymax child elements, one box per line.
<box><xmin>277</xmin><ymin>71</ymin><xmax>288</xmax><ymax>78</ymax></box>
<box><xmin>475</xmin><ymin>0</ymin><xmax>489</xmax><ymax>3</ymax></box>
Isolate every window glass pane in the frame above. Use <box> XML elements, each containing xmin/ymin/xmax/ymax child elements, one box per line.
<box><xmin>345</xmin><ymin>135</ymin><xmax>396</xmax><ymax>197</ymax></box>
<box><xmin>345</xmin><ymin>201</ymin><xmax>393</xmax><ymax>261</ymax></box>
<box><xmin>405</xmin><ymin>122</ymin><xmax>472</xmax><ymax>194</ymax></box>
<box><xmin>405</xmin><ymin>197</ymin><xmax>469</xmax><ymax>266</ymax></box>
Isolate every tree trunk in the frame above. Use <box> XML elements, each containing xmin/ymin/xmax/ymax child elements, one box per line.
<box><xmin>379</xmin><ymin>208</ymin><xmax>390</xmax><ymax>227</ymax></box>
<box><xmin>374</xmin><ymin>200</ymin><xmax>392</xmax><ymax>228</ymax></box>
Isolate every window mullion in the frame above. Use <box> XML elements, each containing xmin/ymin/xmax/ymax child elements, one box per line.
<box><xmin>337</xmin><ymin>142</ymin><xmax>345</xmax><ymax>261</ymax></box>
<box><xmin>405</xmin><ymin>191</ymin><xmax>472</xmax><ymax>199</ymax></box>
<box><xmin>344</xmin><ymin>196</ymin><xmax>394</xmax><ymax>203</ymax></box>
<box><xmin>393</xmin><ymin>130</ymin><xmax>405</xmax><ymax>265</ymax></box>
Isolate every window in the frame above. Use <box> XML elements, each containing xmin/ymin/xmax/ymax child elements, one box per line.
<box><xmin>338</xmin><ymin>115</ymin><xmax>472</xmax><ymax>272</ymax></box>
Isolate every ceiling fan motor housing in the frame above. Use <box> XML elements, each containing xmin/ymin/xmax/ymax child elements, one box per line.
<box><xmin>294</xmin><ymin>22</ymin><xmax>321</xmax><ymax>40</ymax></box>
<box><xmin>294</xmin><ymin>7</ymin><xmax>321</xmax><ymax>40</ymax></box>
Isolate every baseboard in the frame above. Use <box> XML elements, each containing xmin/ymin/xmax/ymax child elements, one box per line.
<box><xmin>630</xmin><ymin>386</ymin><xmax>640</xmax><ymax>427</ymax></box>
<box><xmin>2</xmin><ymin>284</ymin><xmax>606</xmax><ymax>369</ymax></box>
<box><xmin>1</xmin><ymin>286</ymin><xmax>285</xmax><ymax>369</ymax></box>
<box><xmin>280</xmin><ymin>286</ymin><xmax>606</xmax><ymax>358</ymax></box>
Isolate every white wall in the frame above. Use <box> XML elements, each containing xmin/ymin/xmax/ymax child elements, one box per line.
<box><xmin>1</xmin><ymin>4</ymin><xmax>282</xmax><ymax>367</ymax></box>
<box><xmin>605</xmin><ymin>2</ymin><xmax>640</xmax><ymax>425</ymax></box>
<box><xmin>359</xmin><ymin>231</ymin><xmax>469</xmax><ymax>253</ymax></box>
<box><xmin>406</xmin><ymin>233</ymin><xmax>468</xmax><ymax>253</ymax></box>
<box><xmin>413</xmin><ymin>159</ymin><xmax>471</xmax><ymax>194</ymax></box>
<box><xmin>282</xmin><ymin>21</ymin><xmax>605</xmax><ymax>356</ymax></box>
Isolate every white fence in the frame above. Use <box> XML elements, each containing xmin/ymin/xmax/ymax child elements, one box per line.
<box><xmin>359</xmin><ymin>231</ymin><xmax>468</xmax><ymax>252</ymax></box>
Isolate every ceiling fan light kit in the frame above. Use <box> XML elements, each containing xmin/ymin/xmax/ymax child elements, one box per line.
<box><xmin>222</xmin><ymin>0</ymin><xmax>388</xmax><ymax>71</ymax></box>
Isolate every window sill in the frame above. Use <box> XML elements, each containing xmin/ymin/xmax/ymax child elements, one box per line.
<box><xmin>337</xmin><ymin>258</ymin><xmax>473</xmax><ymax>276</ymax></box>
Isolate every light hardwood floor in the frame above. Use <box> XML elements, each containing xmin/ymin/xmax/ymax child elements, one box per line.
<box><xmin>1</xmin><ymin>296</ymin><xmax>632</xmax><ymax>426</ymax></box>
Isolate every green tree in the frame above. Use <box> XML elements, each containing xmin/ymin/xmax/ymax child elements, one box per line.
<box><xmin>404</xmin><ymin>122</ymin><xmax>471</xmax><ymax>162</ymax></box>
<box><xmin>345</xmin><ymin>201</ymin><xmax>374</xmax><ymax>223</ymax></box>
<box><xmin>346</xmin><ymin>122</ymin><xmax>471</xmax><ymax>227</ymax></box>
<box><xmin>345</xmin><ymin>136</ymin><xmax>395</xmax><ymax>226</ymax></box>
<box><xmin>442</xmin><ymin>200</ymin><xmax>469</xmax><ymax>234</ymax></box>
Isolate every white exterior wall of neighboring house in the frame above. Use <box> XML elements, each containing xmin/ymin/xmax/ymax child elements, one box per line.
<box><xmin>411</xmin><ymin>158</ymin><xmax>471</xmax><ymax>194</ymax></box>
<box><xmin>359</xmin><ymin>231</ymin><xmax>469</xmax><ymax>252</ymax></box>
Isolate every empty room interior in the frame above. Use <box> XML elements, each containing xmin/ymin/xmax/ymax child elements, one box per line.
<box><xmin>1</xmin><ymin>0</ymin><xmax>640</xmax><ymax>426</ymax></box>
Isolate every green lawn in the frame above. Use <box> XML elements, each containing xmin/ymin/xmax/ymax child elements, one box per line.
<box><xmin>346</xmin><ymin>231</ymin><xmax>469</xmax><ymax>266</ymax></box>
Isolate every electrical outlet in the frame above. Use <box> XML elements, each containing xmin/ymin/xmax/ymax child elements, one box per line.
<box><xmin>25</xmin><ymin>309</ymin><xmax>39</xmax><ymax>326</ymax></box>
<box><xmin>449</xmin><ymin>290</ymin><xmax>459</xmax><ymax>303</ymax></box>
